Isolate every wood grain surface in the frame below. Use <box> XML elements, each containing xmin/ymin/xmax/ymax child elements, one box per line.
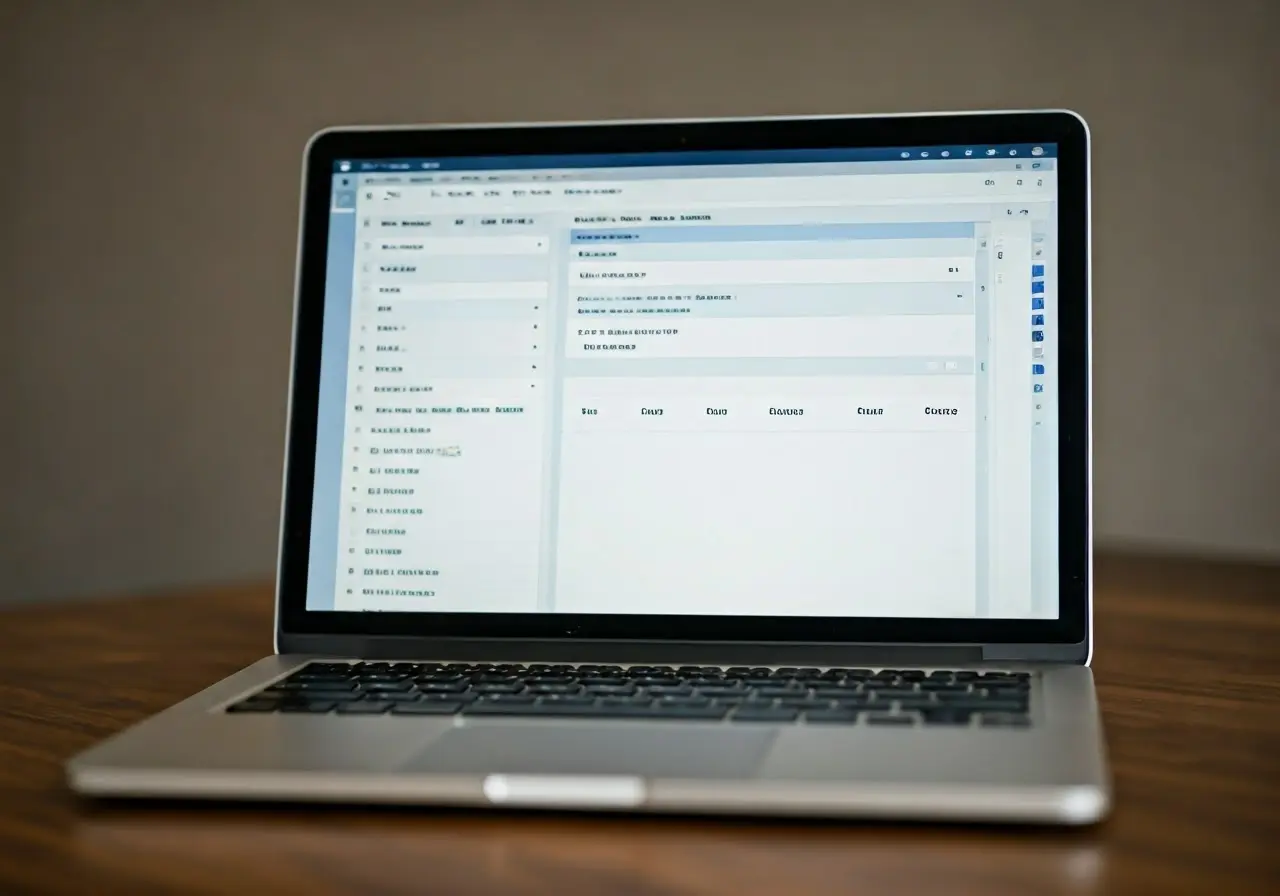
<box><xmin>0</xmin><ymin>552</ymin><xmax>1276</xmax><ymax>895</ymax></box>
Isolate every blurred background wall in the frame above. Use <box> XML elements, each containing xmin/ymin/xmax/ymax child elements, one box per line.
<box><xmin>2</xmin><ymin>0</ymin><xmax>1277</xmax><ymax>605</ymax></box>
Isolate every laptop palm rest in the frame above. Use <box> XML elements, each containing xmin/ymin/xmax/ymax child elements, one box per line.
<box><xmin>402</xmin><ymin>724</ymin><xmax>775</xmax><ymax>779</ymax></box>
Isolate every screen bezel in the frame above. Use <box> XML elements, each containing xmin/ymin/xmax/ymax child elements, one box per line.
<box><xmin>277</xmin><ymin>111</ymin><xmax>1090</xmax><ymax>646</ymax></box>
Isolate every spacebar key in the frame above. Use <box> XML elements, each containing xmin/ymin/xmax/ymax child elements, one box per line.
<box><xmin>463</xmin><ymin>702</ymin><xmax>727</xmax><ymax>720</ymax></box>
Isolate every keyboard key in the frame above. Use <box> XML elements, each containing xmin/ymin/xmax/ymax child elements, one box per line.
<box><xmin>374</xmin><ymin>691</ymin><xmax>421</xmax><ymax>703</ymax></box>
<box><xmin>921</xmin><ymin>710</ymin><xmax>972</xmax><ymax>726</ymax></box>
<box><xmin>420</xmin><ymin>691</ymin><xmax>476</xmax><ymax>704</ymax></box>
<box><xmin>944</xmin><ymin>700</ymin><xmax>1028</xmax><ymax>714</ymax></box>
<box><xmin>731</xmin><ymin>706</ymin><xmax>799</xmax><ymax>723</ymax></box>
<box><xmin>694</xmin><ymin>684</ymin><xmax>744</xmax><ymax>696</ymax></box>
<box><xmin>288</xmin><ymin>671</ymin><xmax>356</xmax><ymax>683</ymax></box>
<box><xmin>390</xmin><ymin>701</ymin><xmax>463</xmax><ymax>715</ymax></box>
<box><xmin>336</xmin><ymin>701</ymin><xmax>393</xmax><ymax>715</ymax></box>
<box><xmin>534</xmin><ymin>695</ymin><xmax>596</xmax><ymax>707</ymax></box>
<box><xmin>471</xmin><ymin>674</ymin><xmax>520</xmax><ymax>684</ymax></box>
<box><xmin>471</xmin><ymin>683</ymin><xmax>524</xmax><ymax>695</ymax></box>
<box><xmin>278</xmin><ymin>701</ymin><xmax>336</xmax><ymax>714</ymax></box>
<box><xmin>227</xmin><ymin>698</ymin><xmax>277</xmax><ymax>713</ymax></box>
<box><xmin>641</xmin><ymin>704</ymin><xmax>728</xmax><ymax>720</ymax></box>
<box><xmin>474</xmin><ymin>694</ymin><xmax>536</xmax><ymax>706</ymax></box>
<box><xmin>646</xmin><ymin>685</ymin><xmax>693</xmax><ymax>697</ymax></box>
<box><xmin>778</xmin><ymin>697</ymin><xmax>836</xmax><ymax>710</ymax></box>
<box><xmin>303</xmin><ymin>662</ymin><xmax>355</xmax><ymax>675</ymax></box>
<box><xmin>751</xmin><ymin>687</ymin><xmax>800</xmax><ymax>699</ymax></box>
<box><xmin>803</xmin><ymin>709</ymin><xmax>861</xmax><ymax>724</ymax></box>
<box><xmin>655</xmin><ymin>696</ymin><xmax>712</xmax><ymax>709</ymax></box>
<box><xmin>865</xmin><ymin>683</ymin><xmax>918</xmax><ymax>694</ymax></box>
<box><xmin>979</xmin><ymin>713</ymin><xmax>1031</xmax><ymax>728</ymax></box>
<box><xmin>811</xmin><ymin>687</ymin><xmax>862</xmax><ymax>700</ymax></box>
<box><xmin>272</xmin><ymin>680</ymin><xmax>358</xmax><ymax>692</ymax></box>
<box><xmin>893</xmin><ymin>696</ymin><xmax>938</xmax><ymax>710</ymax></box>
<box><xmin>582</xmin><ymin>685</ymin><xmax>636</xmax><ymax>697</ymax></box>
<box><xmin>417</xmin><ymin>681</ymin><xmax>470</xmax><ymax>694</ymax></box>
<box><xmin>527</xmin><ymin>684</ymin><xmax>582</xmax><ymax>695</ymax></box>
<box><xmin>265</xmin><ymin>687</ymin><xmax>361</xmax><ymax>702</ymax></box>
<box><xmin>833</xmin><ymin>695</ymin><xmax>879</xmax><ymax>708</ymax></box>
<box><xmin>462</xmin><ymin>701</ymin><xmax>722</xmax><ymax>719</ymax></box>
<box><xmin>360</xmin><ymin>681</ymin><xmax>414</xmax><ymax>693</ymax></box>
<box><xmin>865</xmin><ymin>713</ymin><xmax>914</xmax><ymax>726</ymax></box>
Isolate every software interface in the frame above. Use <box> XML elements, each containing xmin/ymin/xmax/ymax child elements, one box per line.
<box><xmin>306</xmin><ymin>142</ymin><xmax>1060</xmax><ymax>619</ymax></box>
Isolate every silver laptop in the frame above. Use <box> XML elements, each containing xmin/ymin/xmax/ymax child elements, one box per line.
<box><xmin>67</xmin><ymin>111</ymin><xmax>1109</xmax><ymax>824</ymax></box>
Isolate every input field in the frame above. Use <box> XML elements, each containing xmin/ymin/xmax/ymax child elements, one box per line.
<box><xmin>569</xmin><ymin>256</ymin><xmax>972</xmax><ymax>286</ymax></box>
<box><xmin>368</xmin><ymin>236</ymin><xmax>549</xmax><ymax>255</ymax></box>
<box><xmin>369</xmin><ymin>281</ymin><xmax>549</xmax><ymax>300</ymax></box>
<box><xmin>564</xmin><ymin>315</ymin><xmax>975</xmax><ymax>359</ymax></box>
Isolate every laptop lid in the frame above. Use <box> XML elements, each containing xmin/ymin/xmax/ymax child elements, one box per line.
<box><xmin>275</xmin><ymin>112</ymin><xmax>1090</xmax><ymax>660</ymax></box>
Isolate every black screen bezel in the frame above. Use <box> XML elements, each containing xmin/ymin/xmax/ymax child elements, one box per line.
<box><xmin>278</xmin><ymin>112</ymin><xmax>1090</xmax><ymax>645</ymax></box>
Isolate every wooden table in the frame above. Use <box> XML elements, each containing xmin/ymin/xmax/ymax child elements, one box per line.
<box><xmin>0</xmin><ymin>553</ymin><xmax>1276</xmax><ymax>894</ymax></box>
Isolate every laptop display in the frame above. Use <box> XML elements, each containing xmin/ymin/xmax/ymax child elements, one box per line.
<box><xmin>305</xmin><ymin>143</ymin><xmax>1060</xmax><ymax>620</ymax></box>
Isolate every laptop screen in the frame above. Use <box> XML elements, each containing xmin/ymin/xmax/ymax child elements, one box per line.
<box><xmin>305</xmin><ymin>143</ymin><xmax>1059</xmax><ymax>620</ymax></box>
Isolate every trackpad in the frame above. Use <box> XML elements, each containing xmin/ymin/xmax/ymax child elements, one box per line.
<box><xmin>402</xmin><ymin>723</ymin><xmax>775</xmax><ymax>779</ymax></box>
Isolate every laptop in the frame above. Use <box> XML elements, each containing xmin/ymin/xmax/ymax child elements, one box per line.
<box><xmin>67</xmin><ymin>110</ymin><xmax>1109</xmax><ymax>824</ymax></box>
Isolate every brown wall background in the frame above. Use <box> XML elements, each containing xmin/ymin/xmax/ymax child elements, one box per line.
<box><xmin>3</xmin><ymin>0</ymin><xmax>1278</xmax><ymax>605</ymax></box>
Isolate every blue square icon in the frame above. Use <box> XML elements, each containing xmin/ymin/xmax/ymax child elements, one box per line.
<box><xmin>1031</xmin><ymin>280</ymin><xmax>1045</xmax><ymax>294</ymax></box>
<box><xmin>1032</xmin><ymin>314</ymin><xmax>1045</xmax><ymax>326</ymax></box>
<box><xmin>1032</xmin><ymin>364</ymin><xmax>1045</xmax><ymax>375</ymax></box>
<box><xmin>1033</xmin><ymin>383</ymin><xmax>1044</xmax><ymax>393</ymax></box>
<box><xmin>1032</xmin><ymin>264</ymin><xmax>1045</xmax><ymax>277</ymax></box>
<box><xmin>1031</xmin><ymin>330</ymin><xmax>1045</xmax><ymax>342</ymax></box>
<box><xmin>1032</xmin><ymin>297</ymin><xmax>1045</xmax><ymax>310</ymax></box>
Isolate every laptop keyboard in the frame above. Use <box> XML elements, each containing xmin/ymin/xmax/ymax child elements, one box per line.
<box><xmin>227</xmin><ymin>663</ymin><xmax>1032</xmax><ymax>727</ymax></box>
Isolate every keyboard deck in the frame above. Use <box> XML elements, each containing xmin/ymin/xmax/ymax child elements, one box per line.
<box><xmin>227</xmin><ymin>663</ymin><xmax>1032</xmax><ymax>727</ymax></box>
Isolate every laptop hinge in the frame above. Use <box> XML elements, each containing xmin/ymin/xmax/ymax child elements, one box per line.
<box><xmin>278</xmin><ymin>633</ymin><xmax>984</xmax><ymax>666</ymax></box>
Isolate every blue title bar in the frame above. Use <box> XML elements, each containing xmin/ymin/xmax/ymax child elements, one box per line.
<box><xmin>334</xmin><ymin>144</ymin><xmax>1058</xmax><ymax>173</ymax></box>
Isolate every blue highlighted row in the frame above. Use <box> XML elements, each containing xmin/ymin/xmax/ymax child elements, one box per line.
<box><xmin>571</xmin><ymin>223</ymin><xmax>974</xmax><ymax>243</ymax></box>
